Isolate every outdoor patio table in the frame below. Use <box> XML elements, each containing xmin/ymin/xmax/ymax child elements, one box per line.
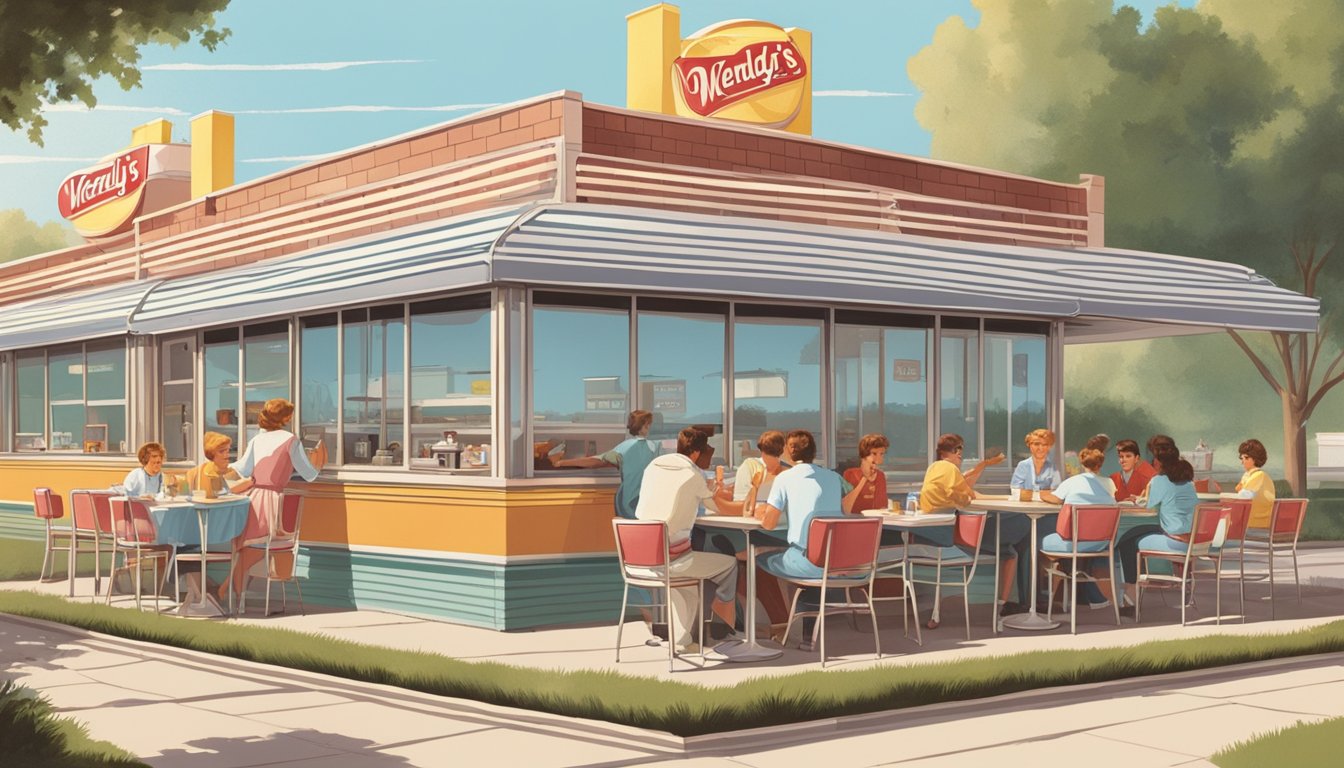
<box><xmin>694</xmin><ymin>514</ymin><xmax>784</xmax><ymax>662</ymax></box>
<box><xmin>133</xmin><ymin>495</ymin><xmax>251</xmax><ymax>617</ymax></box>
<box><xmin>965</xmin><ymin>497</ymin><xmax>1063</xmax><ymax>632</ymax></box>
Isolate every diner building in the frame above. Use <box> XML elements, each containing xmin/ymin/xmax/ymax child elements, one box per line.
<box><xmin>0</xmin><ymin>75</ymin><xmax>1318</xmax><ymax>628</ymax></box>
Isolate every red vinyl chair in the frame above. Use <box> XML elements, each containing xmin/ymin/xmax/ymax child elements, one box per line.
<box><xmin>1042</xmin><ymin>504</ymin><xmax>1124</xmax><ymax>634</ymax></box>
<box><xmin>775</xmin><ymin>517</ymin><xmax>884</xmax><ymax>666</ymax></box>
<box><xmin>612</xmin><ymin>519</ymin><xmax>707</xmax><ymax>672</ymax></box>
<box><xmin>69</xmin><ymin>489</ymin><xmax>117</xmax><ymax>597</ymax></box>
<box><xmin>239</xmin><ymin>493</ymin><xmax>305</xmax><ymax>616</ymax></box>
<box><xmin>108</xmin><ymin>498</ymin><xmax>173</xmax><ymax>613</ymax></box>
<box><xmin>905</xmin><ymin>511</ymin><xmax>993</xmax><ymax>640</ymax></box>
<box><xmin>33</xmin><ymin>488</ymin><xmax>72</xmax><ymax>584</ymax></box>
<box><xmin>1211</xmin><ymin>498</ymin><xmax>1252</xmax><ymax>622</ymax></box>
<box><xmin>1136</xmin><ymin>503</ymin><xmax>1230</xmax><ymax>626</ymax></box>
<box><xmin>1243</xmin><ymin>498</ymin><xmax>1310</xmax><ymax>619</ymax></box>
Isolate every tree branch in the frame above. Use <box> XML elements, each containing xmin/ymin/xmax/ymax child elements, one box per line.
<box><xmin>1304</xmin><ymin>363</ymin><xmax>1344</xmax><ymax>419</ymax></box>
<box><xmin>1273</xmin><ymin>332</ymin><xmax>1297</xmax><ymax>394</ymax></box>
<box><xmin>1227</xmin><ymin>329</ymin><xmax>1285</xmax><ymax>395</ymax></box>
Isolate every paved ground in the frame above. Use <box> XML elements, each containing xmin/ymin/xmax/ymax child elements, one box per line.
<box><xmin>2</xmin><ymin>545</ymin><xmax>1343</xmax><ymax>766</ymax></box>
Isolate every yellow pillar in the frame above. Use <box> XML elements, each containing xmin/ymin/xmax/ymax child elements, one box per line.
<box><xmin>626</xmin><ymin>3</ymin><xmax>681</xmax><ymax>115</ymax></box>
<box><xmin>784</xmin><ymin>27</ymin><xmax>812</xmax><ymax>136</ymax></box>
<box><xmin>129</xmin><ymin>118</ymin><xmax>172</xmax><ymax>147</ymax></box>
<box><xmin>190</xmin><ymin>110</ymin><xmax>235</xmax><ymax>198</ymax></box>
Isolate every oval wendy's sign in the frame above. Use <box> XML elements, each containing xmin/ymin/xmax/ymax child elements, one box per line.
<box><xmin>57</xmin><ymin>145</ymin><xmax>155</xmax><ymax>238</ymax></box>
<box><xmin>671</xmin><ymin>20</ymin><xmax>808</xmax><ymax>128</ymax></box>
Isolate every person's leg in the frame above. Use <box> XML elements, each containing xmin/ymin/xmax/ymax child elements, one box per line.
<box><xmin>671</xmin><ymin>552</ymin><xmax>738</xmax><ymax>639</ymax></box>
<box><xmin>666</xmin><ymin>584</ymin><xmax>699</xmax><ymax>648</ymax></box>
<box><xmin>1116</xmin><ymin>525</ymin><xmax>1161</xmax><ymax>603</ymax></box>
<box><xmin>224</xmin><ymin>544</ymin><xmax>265</xmax><ymax>602</ymax></box>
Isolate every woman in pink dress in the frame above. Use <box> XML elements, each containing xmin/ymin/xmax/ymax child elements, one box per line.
<box><xmin>218</xmin><ymin>398</ymin><xmax>327</xmax><ymax>602</ymax></box>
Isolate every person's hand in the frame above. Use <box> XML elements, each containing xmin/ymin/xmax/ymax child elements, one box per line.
<box><xmin>860</xmin><ymin>456</ymin><xmax>877</xmax><ymax>482</ymax></box>
<box><xmin>310</xmin><ymin>439</ymin><xmax>328</xmax><ymax>471</ymax></box>
<box><xmin>750</xmin><ymin>470</ymin><xmax>764</xmax><ymax>489</ymax></box>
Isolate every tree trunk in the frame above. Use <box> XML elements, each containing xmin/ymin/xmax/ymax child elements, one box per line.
<box><xmin>1281</xmin><ymin>392</ymin><xmax>1308</xmax><ymax>496</ymax></box>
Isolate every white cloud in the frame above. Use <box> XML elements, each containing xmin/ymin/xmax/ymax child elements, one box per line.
<box><xmin>814</xmin><ymin>90</ymin><xmax>913</xmax><ymax>98</ymax></box>
<box><xmin>233</xmin><ymin>103</ymin><xmax>500</xmax><ymax>115</ymax></box>
<box><xmin>0</xmin><ymin>155</ymin><xmax>100</xmax><ymax>165</ymax></box>
<box><xmin>144</xmin><ymin>59</ymin><xmax>428</xmax><ymax>72</ymax></box>
<box><xmin>43</xmin><ymin>103</ymin><xmax>189</xmax><ymax>116</ymax></box>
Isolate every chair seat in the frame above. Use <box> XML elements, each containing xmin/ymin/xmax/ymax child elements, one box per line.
<box><xmin>1041</xmin><ymin>541</ymin><xmax>1111</xmax><ymax>554</ymax></box>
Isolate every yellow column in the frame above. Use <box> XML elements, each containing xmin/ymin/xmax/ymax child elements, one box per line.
<box><xmin>129</xmin><ymin>118</ymin><xmax>172</xmax><ymax>147</ymax></box>
<box><xmin>784</xmin><ymin>27</ymin><xmax>812</xmax><ymax>136</ymax></box>
<box><xmin>626</xmin><ymin>3</ymin><xmax>681</xmax><ymax>115</ymax></box>
<box><xmin>190</xmin><ymin>110</ymin><xmax>235</xmax><ymax>198</ymax></box>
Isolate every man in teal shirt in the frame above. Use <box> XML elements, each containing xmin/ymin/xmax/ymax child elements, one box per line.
<box><xmin>554</xmin><ymin>410</ymin><xmax>662</xmax><ymax>518</ymax></box>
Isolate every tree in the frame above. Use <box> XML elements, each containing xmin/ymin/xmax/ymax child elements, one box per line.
<box><xmin>0</xmin><ymin>1</ymin><xmax>230</xmax><ymax>145</ymax></box>
<box><xmin>0</xmin><ymin>209</ymin><xmax>77</xmax><ymax>264</ymax></box>
<box><xmin>910</xmin><ymin>0</ymin><xmax>1344</xmax><ymax>493</ymax></box>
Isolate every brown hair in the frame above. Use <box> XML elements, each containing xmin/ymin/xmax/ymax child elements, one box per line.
<box><xmin>202</xmin><ymin>432</ymin><xmax>232</xmax><ymax>460</ymax></box>
<box><xmin>626</xmin><ymin>410</ymin><xmax>653</xmax><ymax>436</ymax></box>
<box><xmin>1162</xmin><ymin>457</ymin><xmax>1195</xmax><ymax>484</ymax></box>
<box><xmin>1115</xmin><ymin>439</ymin><xmax>1140</xmax><ymax>456</ymax></box>
<box><xmin>1146</xmin><ymin>434</ymin><xmax>1176</xmax><ymax>457</ymax></box>
<box><xmin>786</xmin><ymin>430</ymin><xmax>817</xmax><ymax>464</ymax></box>
<box><xmin>1078</xmin><ymin>448</ymin><xmax>1105</xmax><ymax>473</ymax></box>
<box><xmin>1238</xmin><ymin>438</ymin><xmax>1268</xmax><ymax>468</ymax></box>
<box><xmin>1025</xmin><ymin>428</ymin><xmax>1056</xmax><ymax>447</ymax></box>
<box><xmin>676</xmin><ymin>427</ymin><xmax>709</xmax><ymax>457</ymax></box>
<box><xmin>137</xmin><ymin>442</ymin><xmax>165</xmax><ymax>465</ymax></box>
<box><xmin>757</xmin><ymin>430</ymin><xmax>786</xmax><ymax>458</ymax></box>
<box><xmin>1085</xmin><ymin>434</ymin><xmax>1110</xmax><ymax>453</ymax></box>
<box><xmin>858</xmin><ymin>433</ymin><xmax>890</xmax><ymax>459</ymax></box>
<box><xmin>258</xmin><ymin>398</ymin><xmax>295</xmax><ymax>430</ymax></box>
<box><xmin>936</xmin><ymin>433</ymin><xmax>964</xmax><ymax>459</ymax></box>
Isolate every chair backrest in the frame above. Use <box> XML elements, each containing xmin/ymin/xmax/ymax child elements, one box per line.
<box><xmin>1221</xmin><ymin>498</ymin><xmax>1253</xmax><ymax>541</ymax></box>
<box><xmin>1270</xmin><ymin>498</ymin><xmax>1309</xmax><ymax>538</ymax></box>
<box><xmin>953</xmin><ymin>511</ymin><xmax>987</xmax><ymax>551</ymax></box>
<box><xmin>111</xmin><ymin>498</ymin><xmax>158</xmax><ymax>545</ymax></box>
<box><xmin>805</xmin><ymin>517</ymin><xmax>881</xmax><ymax>572</ymax></box>
<box><xmin>278</xmin><ymin>493</ymin><xmax>304</xmax><ymax>537</ymax></box>
<box><xmin>612</xmin><ymin>519</ymin><xmax>668</xmax><ymax>569</ymax></box>
<box><xmin>33</xmin><ymin>488</ymin><xmax>64</xmax><ymax>521</ymax></box>
<box><xmin>1194</xmin><ymin>478</ymin><xmax>1222</xmax><ymax>493</ymax></box>
<box><xmin>70</xmin><ymin>489</ymin><xmax>115</xmax><ymax>534</ymax></box>
<box><xmin>1189</xmin><ymin>503</ymin><xmax>1230</xmax><ymax>555</ymax></box>
<box><xmin>1060</xmin><ymin>505</ymin><xmax>1122</xmax><ymax>544</ymax></box>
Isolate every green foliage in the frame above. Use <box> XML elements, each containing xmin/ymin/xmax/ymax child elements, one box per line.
<box><xmin>1212</xmin><ymin>715</ymin><xmax>1344</xmax><ymax>768</ymax></box>
<box><xmin>0</xmin><ymin>680</ymin><xmax>148</xmax><ymax>767</ymax></box>
<box><xmin>0</xmin><ymin>1</ymin><xmax>231</xmax><ymax>145</ymax></box>
<box><xmin>0</xmin><ymin>209</ymin><xmax>78</xmax><ymax>264</ymax></box>
<box><xmin>5</xmin><ymin>588</ymin><xmax>1344</xmax><ymax>736</ymax></box>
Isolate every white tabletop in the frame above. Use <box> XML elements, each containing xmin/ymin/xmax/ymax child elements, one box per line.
<box><xmin>859</xmin><ymin>509</ymin><xmax>957</xmax><ymax>527</ymax></box>
<box><xmin>695</xmin><ymin>514</ymin><xmax>763</xmax><ymax>530</ymax></box>
<box><xmin>965</xmin><ymin>496</ymin><xmax>1061</xmax><ymax>514</ymax></box>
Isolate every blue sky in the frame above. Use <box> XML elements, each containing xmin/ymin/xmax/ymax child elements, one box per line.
<box><xmin>1</xmin><ymin>0</ymin><xmax>1187</xmax><ymax>226</ymax></box>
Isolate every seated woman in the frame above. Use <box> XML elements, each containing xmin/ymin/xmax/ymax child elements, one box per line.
<box><xmin>1040</xmin><ymin>447</ymin><xmax>1115</xmax><ymax>609</ymax></box>
<box><xmin>1115</xmin><ymin>447</ymin><xmax>1199</xmax><ymax>614</ymax></box>
<box><xmin>122</xmin><ymin>442</ymin><xmax>175</xmax><ymax>499</ymax></box>
<box><xmin>1008</xmin><ymin>428</ymin><xmax>1063</xmax><ymax>608</ymax></box>
<box><xmin>842</xmin><ymin>434</ymin><xmax>889</xmax><ymax>514</ymax></box>
<box><xmin>912</xmin><ymin>433</ymin><xmax>1016</xmax><ymax>629</ymax></box>
<box><xmin>1236</xmin><ymin>438</ymin><xmax>1276</xmax><ymax>530</ymax></box>
<box><xmin>186</xmin><ymin>432</ymin><xmax>254</xmax><ymax>497</ymax></box>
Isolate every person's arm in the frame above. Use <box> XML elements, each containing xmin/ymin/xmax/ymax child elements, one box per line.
<box><xmin>123</xmin><ymin>469</ymin><xmax>146</xmax><ymax>498</ymax></box>
<box><xmin>287</xmin><ymin>434</ymin><xmax>321</xmax><ymax>481</ymax></box>
<box><xmin>223</xmin><ymin>468</ymin><xmax>253</xmax><ymax>494</ymax></box>
<box><xmin>755</xmin><ymin>502</ymin><xmax>782</xmax><ymax>530</ymax></box>
<box><xmin>841</xmin><ymin>467</ymin><xmax>868</xmax><ymax>514</ymax></box>
<box><xmin>1040</xmin><ymin>489</ymin><xmax>1063</xmax><ymax>504</ymax></box>
<box><xmin>1009</xmin><ymin>461</ymin><xmax>1028</xmax><ymax>490</ymax></box>
<box><xmin>552</xmin><ymin>456</ymin><xmax>614</xmax><ymax>469</ymax></box>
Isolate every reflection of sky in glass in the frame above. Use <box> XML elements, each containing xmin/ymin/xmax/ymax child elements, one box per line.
<box><xmin>734</xmin><ymin>319</ymin><xmax>822</xmax><ymax>411</ymax></box>
<box><xmin>638</xmin><ymin>312</ymin><xmax>723</xmax><ymax>425</ymax></box>
<box><xmin>301</xmin><ymin>322</ymin><xmax>338</xmax><ymax>422</ymax></box>
<box><xmin>533</xmin><ymin>306</ymin><xmax>628</xmax><ymax>418</ymax></box>
<box><xmin>986</xmin><ymin>334</ymin><xmax>1048</xmax><ymax>463</ymax></box>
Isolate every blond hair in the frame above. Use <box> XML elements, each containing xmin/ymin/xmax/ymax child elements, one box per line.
<box><xmin>258</xmin><ymin>398</ymin><xmax>295</xmax><ymax>430</ymax></box>
<box><xmin>1024</xmin><ymin>428</ymin><xmax>1056</xmax><ymax>447</ymax></box>
<box><xmin>202</xmin><ymin>431</ymin><xmax>232</xmax><ymax>460</ymax></box>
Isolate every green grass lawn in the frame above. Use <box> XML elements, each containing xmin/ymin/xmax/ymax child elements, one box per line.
<box><xmin>0</xmin><ymin>681</ymin><xmax>148</xmax><ymax>767</ymax></box>
<box><xmin>1212</xmin><ymin>715</ymin><xmax>1344</xmax><ymax>768</ymax></box>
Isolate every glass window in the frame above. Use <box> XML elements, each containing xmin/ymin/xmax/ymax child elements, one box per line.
<box><xmin>203</xmin><ymin>327</ymin><xmax>240</xmax><ymax>455</ymax></box>
<box><xmin>834</xmin><ymin>315</ymin><xmax>931</xmax><ymax>478</ymax></box>
<box><xmin>940</xmin><ymin>319</ymin><xmax>981</xmax><ymax>462</ymax></box>
<box><xmin>243</xmin><ymin>321</ymin><xmax>291</xmax><ymax>445</ymax></box>
<box><xmin>531</xmin><ymin>292</ymin><xmax>630</xmax><ymax>472</ymax></box>
<box><xmin>160</xmin><ymin>336</ymin><xmax>195</xmax><ymax>462</ymax></box>
<box><xmin>637</xmin><ymin>298</ymin><xmax>726</xmax><ymax>463</ymax></box>
<box><xmin>409</xmin><ymin>294</ymin><xmax>491</xmax><ymax>471</ymax></box>
<box><xmin>732</xmin><ymin>308</ymin><xmax>824</xmax><ymax>466</ymax></box>
<box><xmin>507</xmin><ymin>289</ymin><xmax>525</xmax><ymax>477</ymax></box>
<box><xmin>37</xmin><ymin>342</ymin><xmax>126</xmax><ymax>453</ymax></box>
<box><xmin>84</xmin><ymin>340</ymin><xmax>126</xmax><ymax>453</ymax></box>
<box><xmin>15</xmin><ymin>351</ymin><xmax>45</xmax><ymax>450</ymax></box>
<box><xmin>985</xmin><ymin>329</ymin><xmax>1049</xmax><ymax>468</ymax></box>
<box><xmin>299</xmin><ymin>314</ymin><xmax>339</xmax><ymax>462</ymax></box>
<box><xmin>342</xmin><ymin>306</ymin><xmax>404</xmax><ymax>466</ymax></box>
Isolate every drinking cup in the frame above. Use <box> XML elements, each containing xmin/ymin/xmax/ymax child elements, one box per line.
<box><xmin>1018</xmin><ymin>488</ymin><xmax>1033</xmax><ymax>502</ymax></box>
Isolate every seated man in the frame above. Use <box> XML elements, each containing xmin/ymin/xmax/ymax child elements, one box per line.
<box><xmin>632</xmin><ymin>427</ymin><xmax>737</xmax><ymax>655</ymax></box>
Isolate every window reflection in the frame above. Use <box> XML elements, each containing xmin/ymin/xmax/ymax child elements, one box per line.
<box><xmin>409</xmin><ymin>294</ymin><xmax>491</xmax><ymax>472</ymax></box>
<box><xmin>985</xmin><ymin>331</ymin><xmax>1048</xmax><ymax>468</ymax></box>
<box><xmin>300</xmin><ymin>315</ymin><xmax>339</xmax><ymax>462</ymax></box>
<box><xmin>160</xmin><ymin>337</ymin><xmax>195</xmax><ymax>462</ymax></box>
<box><xmin>343</xmin><ymin>307</ymin><xmax>404</xmax><ymax>466</ymax></box>
<box><xmin>532</xmin><ymin>293</ymin><xmax>630</xmax><ymax>471</ymax></box>
<box><xmin>15</xmin><ymin>352</ymin><xmax>44</xmax><ymax>450</ymax></box>
<box><xmin>940</xmin><ymin>321</ymin><xmax>980</xmax><ymax>461</ymax></box>
<box><xmin>41</xmin><ymin>341</ymin><xmax>126</xmax><ymax>453</ymax></box>
<box><xmin>834</xmin><ymin>319</ymin><xmax>930</xmax><ymax>477</ymax></box>
<box><xmin>243</xmin><ymin>322</ymin><xmax>291</xmax><ymax>446</ymax></box>
<box><xmin>733</xmin><ymin>311</ymin><xmax>823</xmax><ymax>465</ymax></box>
<box><xmin>203</xmin><ymin>327</ymin><xmax>240</xmax><ymax>455</ymax></box>
<box><xmin>637</xmin><ymin>302</ymin><xmax>725</xmax><ymax>462</ymax></box>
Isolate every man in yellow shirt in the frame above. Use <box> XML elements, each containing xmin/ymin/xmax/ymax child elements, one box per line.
<box><xmin>1236</xmin><ymin>438</ymin><xmax>1277</xmax><ymax>529</ymax></box>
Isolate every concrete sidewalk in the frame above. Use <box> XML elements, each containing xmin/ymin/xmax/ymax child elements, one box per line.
<box><xmin>4</xmin><ymin>612</ymin><xmax>1343</xmax><ymax>767</ymax></box>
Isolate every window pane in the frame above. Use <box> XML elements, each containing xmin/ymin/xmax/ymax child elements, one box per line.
<box><xmin>48</xmin><ymin>346</ymin><xmax>82</xmax><ymax>402</ymax></box>
<box><xmin>204</xmin><ymin>336</ymin><xmax>240</xmax><ymax>453</ymax></box>
<box><xmin>16</xmin><ymin>352</ymin><xmax>44</xmax><ymax>447</ymax></box>
<box><xmin>940</xmin><ymin>327</ymin><xmax>981</xmax><ymax>461</ymax></box>
<box><xmin>90</xmin><ymin>404</ymin><xmax>126</xmax><ymax>454</ymax></box>
<box><xmin>507</xmin><ymin>291</ymin><xmax>524</xmax><ymax>477</ymax></box>
<box><xmin>410</xmin><ymin>299</ymin><xmax>491</xmax><ymax>471</ymax></box>
<box><xmin>50</xmin><ymin>404</ymin><xmax>82</xmax><ymax>451</ymax></box>
<box><xmin>834</xmin><ymin>325</ymin><xmax>930</xmax><ymax>479</ymax></box>
<box><xmin>733</xmin><ymin>316</ymin><xmax>823</xmax><ymax>465</ymax></box>
<box><xmin>532</xmin><ymin>303</ymin><xmax>629</xmax><ymax>470</ymax></box>
<box><xmin>300</xmin><ymin>315</ymin><xmax>339</xmax><ymax>462</ymax></box>
<box><xmin>343</xmin><ymin>310</ymin><xmax>404</xmax><ymax>465</ymax></box>
<box><xmin>985</xmin><ymin>333</ymin><xmax>1048</xmax><ymax>469</ymax></box>
<box><xmin>243</xmin><ymin>324</ymin><xmax>290</xmax><ymax>445</ymax></box>
<box><xmin>160</xmin><ymin>338</ymin><xmax>195</xmax><ymax>462</ymax></box>
<box><xmin>85</xmin><ymin>342</ymin><xmax>124</xmax><ymax>401</ymax></box>
<box><xmin>638</xmin><ymin>310</ymin><xmax>724</xmax><ymax>462</ymax></box>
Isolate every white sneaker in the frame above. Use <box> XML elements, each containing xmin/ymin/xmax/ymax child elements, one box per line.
<box><xmin>1086</xmin><ymin>599</ymin><xmax>1112</xmax><ymax>610</ymax></box>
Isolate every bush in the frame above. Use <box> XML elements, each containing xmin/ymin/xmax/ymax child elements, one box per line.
<box><xmin>0</xmin><ymin>681</ymin><xmax>147</xmax><ymax>767</ymax></box>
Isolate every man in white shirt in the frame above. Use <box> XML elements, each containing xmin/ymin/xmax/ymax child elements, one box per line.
<box><xmin>632</xmin><ymin>428</ymin><xmax>737</xmax><ymax>653</ymax></box>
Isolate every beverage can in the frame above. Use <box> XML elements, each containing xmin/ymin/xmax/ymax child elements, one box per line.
<box><xmin>905</xmin><ymin>492</ymin><xmax>919</xmax><ymax>514</ymax></box>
